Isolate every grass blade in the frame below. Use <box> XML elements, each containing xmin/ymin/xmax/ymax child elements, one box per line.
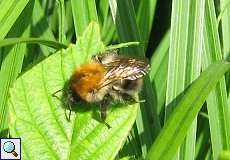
<box><xmin>149</xmin><ymin>31</ymin><xmax>169</xmax><ymax>115</ymax></box>
<box><xmin>147</xmin><ymin>61</ymin><xmax>230</xmax><ymax>160</ymax></box>
<box><xmin>99</xmin><ymin>0</ymin><xmax>116</xmax><ymax>44</ymax></box>
<box><xmin>165</xmin><ymin>0</ymin><xmax>205</xmax><ymax>159</ymax></box>
<box><xmin>203</xmin><ymin>0</ymin><xmax>230</xmax><ymax>159</ymax></box>
<box><xmin>0</xmin><ymin>38</ymin><xmax>67</xmax><ymax>50</ymax></box>
<box><xmin>136</xmin><ymin>0</ymin><xmax>157</xmax><ymax>51</ymax></box>
<box><xmin>56</xmin><ymin>0</ymin><xmax>66</xmax><ymax>43</ymax></box>
<box><xmin>32</xmin><ymin>0</ymin><xmax>56</xmax><ymax>56</ymax></box>
<box><xmin>71</xmin><ymin>0</ymin><xmax>98</xmax><ymax>37</ymax></box>
<box><xmin>220</xmin><ymin>0</ymin><xmax>230</xmax><ymax>59</ymax></box>
<box><xmin>219</xmin><ymin>0</ymin><xmax>230</xmax><ymax>96</ymax></box>
<box><xmin>0</xmin><ymin>0</ymin><xmax>29</xmax><ymax>40</ymax></box>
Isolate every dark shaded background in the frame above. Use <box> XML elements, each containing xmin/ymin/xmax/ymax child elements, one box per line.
<box><xmin>146</xmin><ymin>0</ymin><xmax>172</xmax><ymax>58</ymax></box>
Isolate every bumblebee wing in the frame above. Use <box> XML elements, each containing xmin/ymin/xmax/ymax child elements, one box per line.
<box><xmin>92</xmin><ymin>50</ymin><xmax>119</xmax><ymax>65</ymax></box>
<box><xmin>106</xmin><ymin>59</ymin><xmax>149</xmax><ymax>80</ymax></box>
<box><xmin>98</xmin><ymin>58</ymin><xmax>150</xmax><ymax>89</ymax></box>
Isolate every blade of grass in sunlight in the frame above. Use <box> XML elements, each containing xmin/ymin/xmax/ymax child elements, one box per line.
<box><xmin>219</xmin><ymin>151</ymin><xmax>230</xmax><ymax>160</ymax></box>
<box><xmin>220</xmin><ymin>0</ymin><xmax>230</xmax><ymax>59</ymax></box>
<box><xmin>98</xmin><ymin>0</ymin><xmax>109</xmax><ymax>25</ymax></box>
<box><xmin>165</xmin><ymin>0</ymin><xmax>205</xmax><ymax>159</ymax></box>
<box><xmin>99</xmin><ymin>0</ymin><xmax>116</xmax><ymax>44</ymax></box>
<box><xmin>101</xmin><ymin>15</ymin><xmax>116</xmax><ymax>45</ymax></box>
<box><xmin>0</xmin><ymin>38</ymin><xmax>67</xmax><ymax>50</ymax></box>
<box><xmin>147</xmin><ymin>61</ymin><xmax>230</xmax><ymax>160</ymax></box>
<box><xmin>203</xmin><ymin>0</ymin><xmax>230</xmax><ymax>159</ymax></box>
<box><xmin>71</xmin><ymin>0</ymin><xmax>98</xmax><ymax>37</ymax></box>
<box><xmin>0</xmin><ymin>0</ymin><xmax>29</xmax><ymax>40</ymax></box>
<box><xmin>32</xmin><ymin>0</ymin><xmax>56</xmax><ymax>56</ymax></box>
<box><xmin>219</xmin><ymin>0</ymin><xmax>230</xmax><ymax>97</ymax></box>
<box><xmin>56</xmin><ymin>0</ymin><xmax>66</xmax><ymax>43</ymax></box>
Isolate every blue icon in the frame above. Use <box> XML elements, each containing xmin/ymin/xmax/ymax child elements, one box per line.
<box><xmin>0</xmin><ymin>138</ymin><xmax>21</xmax><ymax>160</ymax></box>
<box><xmin>3</xmin><ymin>141</ymin><xmax>18</xmax><ymax>157</ymax></box>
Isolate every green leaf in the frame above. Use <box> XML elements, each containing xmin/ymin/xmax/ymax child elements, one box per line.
<box><xmin>32</xmin><ymin>0</ymin><xmax>56</xmax><ymax>56</ymax></box>
<box><xmin>195</xmin><ymin>116</ymin><xmax>210</xmax><ymax>160</ymax></box>
<box><xmin>0</xmin><ymin>0</ymin><xmax>29</xmax><ymax>40</ymax></box>
<box><xmin>219</xmin><ymin>0</ymin><xmax>230</xmax><ymax>98</ymax></box>
<box><xmin>0</xmin><ymin>38</ymin><xmax>67</xmax><ymax>50</ymax></box>
<box><xmin>146</xmin><ymin>61</ymin><xmax>230</xmax><ymax>160</ymax></box>
<box><xmin>101</xmin><ymin>14</ymin><xmax>116</xmax><ymax>45</ymax></box>
<box><xmin>203</xmin><ymin>0</ymin><xmax>230</xmax><ymax>159</ymax></box>
<box><xmin>71</xmin><ymin>0</ymin><xmax>98</xmax><ymax>38</ymax></box>
<box><xmin>65</xmin><ymin>0</ymin><xmax>75</xmax><ymax>43</ymax></box>
<box><xmin>136</xmin><ymin>0</ymin><xmax>157</xmax><ymax>51</ymax></box>
<box><xmin>99</xmin><ymin>0</ymin><xmax>116</xmax><ymax>45</ymax></box>
<box><xmin>218</xmin><ymin>150</ymin><xmax>230</xmax><ymax>160</ymax></box>
<box><xmin>9</xmin><ymin>22</ymin><xmax>139</xmax><ymax>160</ymax></box>
<box><xmin>0</xmin><ymin>38</ymin><xmax>67</xmax><ymax>49</ymax></box>
<box><xmin>165</xmin><ymin>0</ymin><xmax>205</xmax><ymax>159</ymax></box>
<box><xmin>219</xmin><ymin>0</ymin><xmax>230</xmax><ymax>59</ymax></box>
<box><xmin>0</xmin><ymin>0</ymin><xmax>34</xmax><ymax>137</ymax></box>
<box><xmin>56</xmin><ymin>0</ymin><xmax>66</xmax><ymax>43</ymax></box>
<box><xmin>149</xmin><ymin>30</ymin><xmax>169</xmax><ymax>115</ymax></box>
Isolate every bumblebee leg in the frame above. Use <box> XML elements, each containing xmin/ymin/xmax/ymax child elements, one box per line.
<box><xmin>64</xmin><ymin>101</ymin><xmax>72</xmax><ymax>122</ymax></box>
<box><xmin>100</xmin><ymin>105</ymin><xmax>106</xmax><ymax>121</ymax></box>
<box><xmin>64</xmin><ymin>90</ymin><xmax>74</xmax><ymax>122</ymax></box>
<box><xmin>52</xmin><ymin>89</ymin><xmax>73</xmax><ymax>122</ymax></box>
<box><xmin>133</xmin><ymin>99</ymin><xmax>145</xmax><ymax>103</ymax></box>
<box><xmin>129</xmin><ymin>97</ymin><xmax>146</xmax><ymax>104</ymax></box>
<box><xmin>100</xmin><ymin>104</ymin><xmax>112</xmax><ymax>129</ymax></box>
<box><xmin>100</xmin><ymin>97</ymin><xmax>112</xmax><ymax>129</ymax></box>
<box><xmin>122</xmin><ymin>93</ymin><xmax>145</xmax><ymax>104</ymax></box>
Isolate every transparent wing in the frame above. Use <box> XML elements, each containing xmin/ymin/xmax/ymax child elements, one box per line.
<box><xmin>105</xmin><ymin>58</ymin><xmax>149</xmax><ymax>80</ymax></box>
<box><xmin>98</xmin><ymin>58</ymin><xmax>150</xmax><ymax>89</ymax></box>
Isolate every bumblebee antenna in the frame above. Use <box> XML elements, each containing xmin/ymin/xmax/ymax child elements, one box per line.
<box><xmin>52</xmin><ymin>89</ymin><xmax>63</xmax><ymax>99</ymax></box>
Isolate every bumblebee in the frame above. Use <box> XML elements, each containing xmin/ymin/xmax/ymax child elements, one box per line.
<box><xmin>60</xmin><ymin>50</ymin><xmax>150</xmax><ymax>128</ymax></box>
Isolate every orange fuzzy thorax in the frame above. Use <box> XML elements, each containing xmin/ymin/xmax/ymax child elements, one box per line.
<box><xmin>71</xmin><ymin>62</ymin><xmax>106</xmax><ymax>102</ymax></box>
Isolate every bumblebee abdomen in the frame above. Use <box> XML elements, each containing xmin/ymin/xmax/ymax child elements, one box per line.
<box><xmin>110</xmin><ymin>78</ymin><xmax>143</xmax><ymax>102</ymax></box>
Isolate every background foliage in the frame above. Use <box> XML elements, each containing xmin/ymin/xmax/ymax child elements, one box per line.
<box><xmin>0</xmin><ymin>0</ymin><xmax>230</xmax><ymax>160</ymax></box>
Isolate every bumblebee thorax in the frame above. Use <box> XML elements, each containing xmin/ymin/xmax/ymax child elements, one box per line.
<box><xmin>70</xmin><ymin>62</ymin><xmax>107</xmax><ymax>102</ymax></box>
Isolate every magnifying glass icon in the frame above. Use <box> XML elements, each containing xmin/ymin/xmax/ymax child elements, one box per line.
<box><xmin>3</xmin><ymin>141</ymin><xmax>18</xmax><ymax>157</ymax></box>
